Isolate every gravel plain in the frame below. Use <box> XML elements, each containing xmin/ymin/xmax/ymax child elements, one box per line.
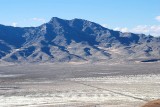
<box><xmin>0</xmin><ymin>62</ymin><xmax>160</xmax><ymax>107</ymax></box>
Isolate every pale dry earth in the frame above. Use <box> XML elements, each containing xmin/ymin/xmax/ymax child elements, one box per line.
<box><xmin>0</xmin><ymin>62</ymin><xmax>160</xmax><ymax>107</ymax></box>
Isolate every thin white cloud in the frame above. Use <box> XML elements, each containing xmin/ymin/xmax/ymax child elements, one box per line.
<box><xmin>32</xmin><ymin>18</ymin><xmax>46</xmax><ymax>23</ymax></box>
<box><xmin>132</xmin><ymin>25</ymin><xmax>160</xmax><ymax>36</ymax></box>
<box><xmin>113</xmin><ymin>25</ymin><xmax>160</xmax><ymax>37</ymax></box>
<box><xmin>102</xmin><ymin>24</ymin><xmax>108</xmax><ymax>28</ymax></box>
<box><xmin>132</xmin><ymin>25</ymin><xmax>149</xmax><ymax>33</ymax></box>
<box><xmin>114</xmin><ymin>27</ymin><xmax>128</xmax><ymax>32</ymax></box>
<box><xmin>11</xmin><ymin>22</ymin><xmax>18</xmax><ymax>27</ymax></box>
<box><xmin>155</xmin><ymin>16</ymin><xmax>160</xmax><ymax>22</ymax></box>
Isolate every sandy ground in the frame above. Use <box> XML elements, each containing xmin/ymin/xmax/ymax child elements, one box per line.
<box><xmin>0</xmin><ymin>62</ymin><xmax>160</xmax><ymax>107</ymax></box>
<box><xmin>141</xmin><ymin>99</ymin><xmax>160</xmax><ymax>107</ymax></box>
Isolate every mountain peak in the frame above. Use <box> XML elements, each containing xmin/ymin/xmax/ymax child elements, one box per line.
<box><xmin>49</xmin><ymin>17</ymin><xmax>90</xmax><ymax>24</ymax></box>
<box><xmin>50</xmin><ymin>17</ymin><xmax>62</xmax><ymax>20</ymax></box>
<box><xmin>49</xmin><ymin>17</ymin><xmax>65</xmax><ymax>23</ymax></box>
<box><xmin>71</xmin><ymin>18</ymin><xmax>87</xmax><ymax>22</ymax></box>
<box><xmin>0</xmin><ymin>17</ymin><xmax>160</xmax><ymax>63</ymax></box>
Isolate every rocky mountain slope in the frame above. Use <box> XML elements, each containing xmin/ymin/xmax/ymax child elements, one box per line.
<box><xmin>0</xmin><ymin>17</ymin><xmax>160</xmax><ymax>63</ymax></box>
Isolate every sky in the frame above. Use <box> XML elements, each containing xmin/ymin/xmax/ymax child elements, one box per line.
<box><xmin>0</xmin><ymin>0</ymin><xmax>160</xmax><ymax>36</ymax></box>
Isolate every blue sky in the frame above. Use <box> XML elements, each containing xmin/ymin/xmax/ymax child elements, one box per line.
<box><xmin>0</xmin><ymin>0</ymin><xmax>160</xmax><ymax>36</ymax></box>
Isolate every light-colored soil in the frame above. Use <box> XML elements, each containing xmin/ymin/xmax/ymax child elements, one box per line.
<box><xmin>0</xmin><ymin>63</ymin><xmax>160</xmax><ymax>107</ymax></box>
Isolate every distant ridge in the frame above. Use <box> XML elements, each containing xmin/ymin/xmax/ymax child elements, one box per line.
<box><xmin>0</xmin><ymin>17</ymin><xmax>160</xmax><ymax>63</ymax></box>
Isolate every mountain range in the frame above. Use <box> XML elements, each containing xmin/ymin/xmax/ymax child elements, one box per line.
<box><xmin>0</xmin><ymin>17</ymin><xmax>160</xmax><ymax>63</ymax></box>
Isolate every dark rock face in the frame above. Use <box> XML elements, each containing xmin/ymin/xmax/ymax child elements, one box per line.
<box><xmin>0</xmin><ymin>17</ymin><xmax>160</xmax><ymax>63</ymax></box>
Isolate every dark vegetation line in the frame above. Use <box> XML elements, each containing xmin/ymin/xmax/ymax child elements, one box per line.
<box><xmin>71</xmin><ymin>81</ymin><xmax>148</xmax><ymax>102</ymax></box>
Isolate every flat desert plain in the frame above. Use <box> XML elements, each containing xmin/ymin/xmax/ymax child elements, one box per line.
<box><xmin>0</xmin><ymin>62</ymin><xmax>160</xmax><ymax>107</ymax></box>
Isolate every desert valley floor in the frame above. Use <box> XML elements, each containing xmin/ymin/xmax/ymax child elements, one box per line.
<box><xmin>0</xmin><ymin>62</ymin><xmax>160</xmax><ymax>107</ymax></box>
